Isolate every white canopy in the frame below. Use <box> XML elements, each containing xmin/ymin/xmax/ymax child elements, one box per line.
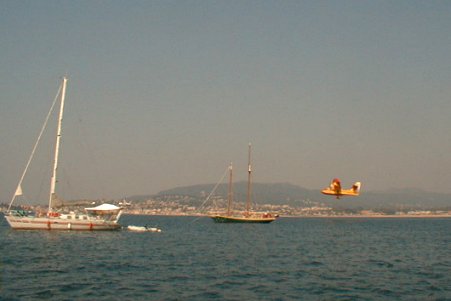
<box><xmin>85</xmin><ymin>203</ymin><xmax>122</xmax><ymax>211</ymax></box>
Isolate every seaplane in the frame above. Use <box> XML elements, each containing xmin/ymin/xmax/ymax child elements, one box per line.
<box><xmin>321</xmin><ymin>178</ymin><xmax>361</xmax><ymax>199</ymax></box>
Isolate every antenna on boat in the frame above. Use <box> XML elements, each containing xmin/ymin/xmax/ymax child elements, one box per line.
<box><xmin>227</xmin><ymin>162</ymin><xmax>233</xmax><ymax>216</ymax></box>
<box><xmin>246</xmin><ymin>143</ymin><xmax>252</xmax><ymax>213</ymax></box>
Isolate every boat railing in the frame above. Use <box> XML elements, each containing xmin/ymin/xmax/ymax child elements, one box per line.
<box><xmin>8</xmin><ymin>210</ymin><xmax>34</xmax><ymax>217</ymax></box>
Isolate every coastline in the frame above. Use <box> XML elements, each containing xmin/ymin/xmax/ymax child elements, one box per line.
<box><xmin>2</xmin><ymin>209</ymin><xmax>449</xmax><ymax>219</ymax></box>
<box><xmin>283</xmin><ymin>214</ymin><xmax>451</xmax><ymax>218</ymax></box>
<box><xmin>123</xmin><ymin>212</ymin><xmax>451</xmax><ymax>219</ymax></box>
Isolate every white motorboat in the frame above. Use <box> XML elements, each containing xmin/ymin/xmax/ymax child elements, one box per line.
<box><xmin>127</xmin><ymin>225</ymin><xmax>162</xmax><ymax>232</ymax></box>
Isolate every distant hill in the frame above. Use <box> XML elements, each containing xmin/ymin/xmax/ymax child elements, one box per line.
<box><xmin>127</xmin><ymin>182</ymin><xmax>451</xmax><ymax>211</ymax></box>
<box><xmin>157</xmin><ymin>182</ymin><xmax>315</xmax><ymax>204</ymax></box>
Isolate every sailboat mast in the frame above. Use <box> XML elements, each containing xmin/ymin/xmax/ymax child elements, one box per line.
<box><xmin>246</xmin><ymin>143</ymin><xmax>252</xmax><ymax>213</ymax></box>
<box><xmin>227</xmin><ymin>162</ymin><xmax>233</xmax><ymax>216</ymax></box>
<box><xmin>48</xmin><ymin>77</ymin><xmax>67</xmax><ymax>212</ymax></box>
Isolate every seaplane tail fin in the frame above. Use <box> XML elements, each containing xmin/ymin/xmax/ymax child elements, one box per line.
<box><xmin>352</xmin><ymin>182</ymin><xmax>361</xmax><ymax>193</ymax></box>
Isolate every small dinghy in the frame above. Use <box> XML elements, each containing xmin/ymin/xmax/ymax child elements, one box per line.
<box><xmin>127</xmin><ymin>225</ymin><xmax>161</xmax><ymax>232</ymax></box>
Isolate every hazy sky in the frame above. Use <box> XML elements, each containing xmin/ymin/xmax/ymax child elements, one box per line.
<box><xmin>1</xmin><ymin>1</ymin><xmax>451</xmax><ymax>204</ymax></box>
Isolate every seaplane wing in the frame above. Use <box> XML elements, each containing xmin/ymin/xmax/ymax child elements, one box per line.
<box><xmin>321</xmin><ymin>178</ymin><xmax>361</xmax><ymax>199</ymax></box>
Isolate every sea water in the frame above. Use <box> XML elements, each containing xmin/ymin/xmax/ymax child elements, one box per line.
<box><xmin>1</xmin><ymin>214</ymin><xmax>450</xmax><ymax>300</ymax></box>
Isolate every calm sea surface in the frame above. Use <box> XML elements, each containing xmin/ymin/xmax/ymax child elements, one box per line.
<box><xmin>1</xmin><ymin>214</ymin><xmax>450</xmax><ymax>300</ymax></box>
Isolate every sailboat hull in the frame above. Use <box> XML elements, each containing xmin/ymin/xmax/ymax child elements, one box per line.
<box><xmin>4</xmin><ymin>216</ymin><xmax>121</xmax><ymax>231</ymax></box>
<box><xmin>210</xmin><ymin>215</ymin><xmax>276</xmax><ymax>223</ymax></box>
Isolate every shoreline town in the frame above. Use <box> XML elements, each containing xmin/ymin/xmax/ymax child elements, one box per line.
<box><xmin>2</xmin><ymin>202</ymin><xmax>449</xmax><ymax>219</ymax></box>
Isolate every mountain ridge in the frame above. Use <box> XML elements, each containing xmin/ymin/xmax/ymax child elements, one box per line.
<box><xmin>127</xmin><ymin>182</ymin><xmax>451</xmax><ymax>210</ymax></box>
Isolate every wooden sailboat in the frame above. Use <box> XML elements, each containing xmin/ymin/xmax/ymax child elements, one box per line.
<box><xmin>210</xmin><ymin>144</ymin><xmax>277</xmax><ymax>223</ymax></box>
<box><xmin>4</xmin><ymin>77</ymin><xmax>123</xmax><ymax>230</ymax></box>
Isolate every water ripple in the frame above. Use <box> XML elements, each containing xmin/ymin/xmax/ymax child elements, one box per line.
<box><xmin>1</xmin><ymin>215</ymin><xmax>450</xmax><ymax>300</ymax></box>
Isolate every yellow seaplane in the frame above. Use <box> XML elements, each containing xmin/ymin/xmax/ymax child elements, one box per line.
<box><xmin>321</xmin><ymin>178</ymin><xmax>361</xmax><ymax>199</ymax></box>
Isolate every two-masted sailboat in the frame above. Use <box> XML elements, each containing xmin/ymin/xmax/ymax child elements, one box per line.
<box><xmin>210</xmin><ymin>144</ymin><xmax>277</xmax><ymax>223</ymax></box>
<box><xmin>4</xmin><ymin>77</ymin><xmax>123</xmax><ymax>230</ymax></box>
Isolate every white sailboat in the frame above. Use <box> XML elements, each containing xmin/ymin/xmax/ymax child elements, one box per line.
<box><xmin>5</xmin><ymin>77</ymin><xmax>123</xmax><ymax>230</ymax></box>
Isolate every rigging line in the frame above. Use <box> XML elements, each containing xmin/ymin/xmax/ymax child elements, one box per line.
<box><xmin>7</xmin><ymin>84</ymin><xmax>63</xmax><ymax>212</ymax></box>
<box><xmin>189</xmin><ymin>216</ymin><xmax>203</xmax><ymax>224</ymax></box>
<box><xmin>198</xmin><ymin>166</ymin><xmax>229</xmax><ymax>210</ymax></box>
<box><xmin>189</xmin><ymin>165</ymin><xmax>230</xmax><ymax>224</ymax></box>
